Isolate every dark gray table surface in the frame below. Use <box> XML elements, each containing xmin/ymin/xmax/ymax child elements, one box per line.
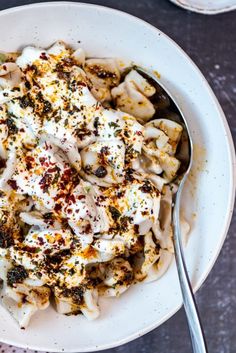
<box><xmin>0</xmin><ymin>1</ymin><xmax>235</xmax><ymax>353</ymax></box>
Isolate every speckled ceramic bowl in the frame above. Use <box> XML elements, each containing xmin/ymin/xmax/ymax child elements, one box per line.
<box><xmin>170</xmin><ymin>0</ymin><xmax>236</xmax><ymax>14</ymax></box>
<box><xmin>0</xmin><ymin>2</ymin><xmax>235</xmax><ymax>352</ymax></box>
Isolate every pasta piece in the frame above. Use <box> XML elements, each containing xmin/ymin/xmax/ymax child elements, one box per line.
<box><xmin>0</xmin><ymin>51</ymin><xmax>19</xmax><ymax>63</ymax></box>
<box><xmin>9</xmin><ymin>141</ymin><xmax>79</xmax><ymax>209</ymax></box>
<box><xmin>1</xmin><ymin>283</ymin><xmax>50</xmax><ymax>328</ymax></box>
<box><xmin>0</xmin><ymin>62</ymin><xmax>22</xmax><ymax>89</ymax></box>
<box><xmin>0</xmin><ymin>88</ymin><xmax>23</xmax><ymax>105</ymax></box>
<box><xmin>0</xmin><ymin>193</ymin><xmax>21</xmax><ymax>248</ymax></box>
<box><xmin>135</xmin><ymin>231</ymin><xmax>159</xmax><ymax>281</ymax></box>
<box><xmin>81</xmin><ymin>289</ymin><xmax>100</xmax><ymax>320</ymax></box>
<box><xmin>92</xmin><ymin>238</ymin><xmax>125</xmax><ymax>257</ymax></box>
<box><xmin>72</xmin><ymin>48</ymin><xmax>86</xmax><ymax>67</ymax></box>
<box><xmin>62</xmin><ymin>183</ymin><xmax>105</xmax><ymax>246</ymax></box>
<box><xmin>120</xmin><ymin>113</ymin><xmax>144</xmax><ymax>159</ymax></box>
<box><xmin>42</xmin><ymin>134</ymin><xmax>81</xmax><ymax>172</ymax></box>
<box><xmin>54</xmin><ymin>286</ymin><xmax>84</xmax><ymax>315</ymax></box>
<box><xmin>135</xmin><ymin>232</ymin><xmax>173</xmax><ymax>283</ymax></box>
<box><xmin>0</xmin><ymin>149</ymin><xmax>17</xmax><ymax>188</ymax></box>
<box><xmin>0</xmin><ymin>114</ymin><xmax>8</xmax><ymax>159</ymax></box>
<box><xmin>0</xmin><ymin>258</ymin><xmax>12</xmax><ymax>281</ymax></box>
<box><xmin>85</xmin><ymin>58</ymin><xmax>120</xmax><ymax>102</ymax></box>
<box><xmin>143</xmin><ymin>119</ymin><xmax>183</xmax><ymax>181</ymax></box>
<box><xmin>143</xmin><ymin>249</ymin><xmax>173</xmax><ymax>283</ymax></box>
<box><xmin>111</xmin><ymin>70</ymin><xmax>156</xmax><ymax>122</ymax></box>
<box><xmin>55</xmin><ymin>287</ymin><xmax>100</xmax><ymax>320</ymax></box>
<box><xmin>23</xmin><ymin>228</ymin><xmax>73</xmax><ymax>254</ymax></box>
<box><xmin>80</xmin><ymin>139</ymin><xmax>125</xmax><ymax>186</ymax></box>
<box><xmin>99</xmin><ymin>178</ymin><xmax>161</xmax><ymax>236</ymax></box>
<box><xmin>2</xmin><ymin>294</ymin><xmax>38</xmax><ymax>328</ymax></box>
<box><xmin>153</xmin><ymin>184</ymin><xmax>174</xmax><ymax>252</ymax></box>
<box><xmin>144</xmin><ymin>119</ymin><xmax>183</xmax><ymax>155</ymax></box>
<box><xmin>20</xmin><ymin>211</ymin><xmax>61</xmax><ymax>229</ymax></box>
<box><xmin>139</xmin><ymin>153</ymin><xmax>163</xmax><ymax>175</ymax></box>
<box><xmin>101</xmin><ymin>258</ymin><xmax>133</xmax><ymax>297</ymax></box>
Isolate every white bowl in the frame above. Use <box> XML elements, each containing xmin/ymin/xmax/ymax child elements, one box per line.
<box><xmin>169</xmin><ymin>0</ymin><xmax>236</xmax><ymax>14</ymax></box>
<box><xmin>0</xmin><ymin>2</ymin><xmax>235</xmax><ymax>352</ymax></box>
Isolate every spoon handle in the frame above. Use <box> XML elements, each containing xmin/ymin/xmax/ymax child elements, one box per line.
<box><xmin>173</xmin><ymin>180</ymin><xmax>208</xmax><ymax>353</ymax></box>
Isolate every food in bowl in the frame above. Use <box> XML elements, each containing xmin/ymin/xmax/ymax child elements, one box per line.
<box><xmin>0</xmin><ymin>41</ymin><xmax>189</xmax><ymax>328</ymax></box>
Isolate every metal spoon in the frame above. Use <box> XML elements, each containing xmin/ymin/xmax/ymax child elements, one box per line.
<box><xmin>137</xmin><ymin>67</ymin><xmax>208</xmax><ymax>353</ymax></box>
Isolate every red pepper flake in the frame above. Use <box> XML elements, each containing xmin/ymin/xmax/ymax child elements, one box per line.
<box><xmin>66</xmin><ymin>194</ymin><xmax>76</xmax><ymax>204</ymax></box>
<box><xmin>83</xmin><ymin>224</ymin><xmax>92</xmax><ymax>234</ymax></box>
<box><xmin>95</xmin><ymin>102</ymin><xmax>100</xmax><ymax>110</ymax></box>
<box><xmin>39</xmin><ymin>173</ymin><xmax>53</xmax><ymax>192</ymax></box>
<box><xmin>25</xmin><ymin>156</ymin><xmax>35</xmax><ymax>170</ymax></box>
<box><xmin>39</xmin><ymin>157</ymin><xmax>46</xmax><ymax>165</ymax></box>
<box><xmin>78</xmin><ymin>195</ymin><xmax>86</xmax><ymax>200</ymax></box>
<box><xmin>40</xmin><ymin>52</ymin><xmax>48</xmax><ymax>60</ymax></box>
<box><xmin>77</xmin><ymin>81</ymin><xmax>87</xmax><ymax>87</ymax></box>
<box><xmin>136</xmin><ymin>131</ymin><xmax>143</xmax><ymax>136</ymax></box>
<box><xmin>47</xmin><ymin>166</ymin><xmax>58</xmax><ymax>173</ymax></box>
<box><xmin>54</xmin><ymin>203</ymin><xmax>62</xmax><ymax>213</ymax></box>
<box><xmin>38</xmin><ymin>237</ymin><xmax>45</xmax><ymax>246</ymax></box>
<box><xmin>61</xmin><ymin>168</ymin><xmax>72</xmax><ymax>182</ymax></box>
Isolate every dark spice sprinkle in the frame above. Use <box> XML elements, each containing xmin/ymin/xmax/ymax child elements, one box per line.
<box><xmin>140</xmin><ymin>181</ymin><xmax>153</xmax><ymax>193</ymax></box>
<box><xmin>35</xmin><ymin>91</ymin><xmax>52</xmax><ymax>114</ymax></box>
<box><xmin>87</xmin><ymin>64</ymin><xmax>116</xmax><ymax>79</ymax></box>
<box><xmin>109</xmin><ymin>206</ymin><xmax>121</xmax><ymax>221</ymax></box>
<box><xmin>114</xmin><ymin>129</ymin><xmax>122</xmax><ymax>137</ymax></box>
<box><xmin>61</xmin><ymin>286</ymin><xmax>84</xmax><ymax>304</ymax></box>
<box><xmin>125</xmin><ymin>168</ymin><xmax>134</xmax><ymax>182</ymax></box>
<box><xmin>108</xmin><ymin>121</ymin><xmax>119</xmax><ymax>129</ymax></box>
<box><xmin>7</xmin><ymin>179</ymin><xmax>18</xmax><ymax>191</ymax></box>
<box><xmin>19</xmin><ymin>94</ymin><xmax>34</xmax><ymax>109</ymax></box>
<box><xmin>44</xmin><ymin>212</ymin><xmax>53</xmax><ymax>219</ymax></box>
<box><xmin>6</xmin><ymin>117</ymin><xmax>18</xmax><ymax>134</ymax></box>
<box><xmin>0</xmin><ymin>230</ymin><xmax>14</xmax><ymax>248</ymax></box>
<box><xmin>0</xmin><ymin>158</ymin><xmax>6</xmax><ymax>169</ymax></box>
<box><xmin>119</xmin><ymin>216</ymin><xmax>130</xmax><ymax>231</ymax></box>
<box><xmin>93</xmin><ymin>117</ymin><xmax>100</xmax><ymax>136</ymax></box>
<box><xmin>94</xmin><ymin>166</ymin><xmax>107</xmax><ymax>178</ymax></box>
<box><xmin>43</xmin><ymin>100</ymin><xmax>52</xmax><ymax>114</ymax></box>
<box><xmin>100</xmin><ymin>146</ymin><xmax>109</xmax><ymax>155</ymax></box>
<box><xmin>75</xmin><ymin>127</ymin><xmax>92</xmax><ymax>140</ymax></box>
<box><xmin>7</xmin><ymin>265</ymin><xmax>28</xmax><ymax>287</ymax></box>
<box><xmin>134</xmin><ymin>224</ymin><xmax>139</xmax><ymax>234</ymax></box>
<box><xmin>21</xmin><ymin>245</ymin><xmax>40</xmax><ymax>253</ymax></box>
<box><xmin>24</xmin><ymin>80</ymin><xmax>31</xmax><ymax>90</ymax></box>
<box><xmin>46</xmin><ymin>249</ymin><xmax>71</xmax><ymax>267</ymax></box>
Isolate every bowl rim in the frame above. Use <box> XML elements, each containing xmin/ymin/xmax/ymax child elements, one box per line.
<box><xmin>0</xmin><ymin>2</ymin><xmax>235</xmax><ymax>351</ymax></box>
<box><xmin>169</xmin><ymin>0</ymin><xmax>236</xmax><ymax>15</ymax></box>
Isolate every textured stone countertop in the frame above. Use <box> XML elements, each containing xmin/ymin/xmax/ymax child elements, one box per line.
<box><xmin>0</xmin><ymin>1</ymin><xmax>235</xmax><ymax>353</ymax></box>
